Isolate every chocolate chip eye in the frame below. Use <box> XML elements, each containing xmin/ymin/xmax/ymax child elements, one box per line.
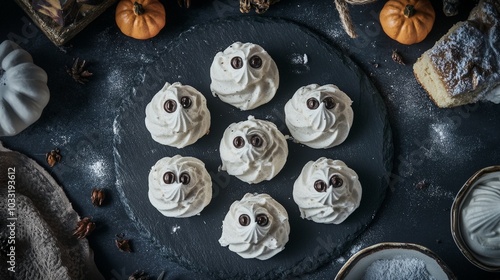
<box><xmin>307</xmin><ymin>98</ymin><xmax>319</xmax><ymax>110</ymax></box>
<box><xmin>179</xmin><ymin>172</ymin><xmax>190</xmax><ymax>185</ymax></box>
<box><xmin>231</xmin><ymin>56</ymin><xmax>243</xmax><ymax>69</ymax></box>
<box><xmin>314</xmin><ymin>180</ymin><xmax>328</xmax><ymax>192</ymax></box>
<box><xmin>180</xmin><ymin>96</ymin><xmax>192</xmax><ymax>109</ymax></box>
<box><xmin>249</xmin><ymin>55</ymin><xmax>262</xmax><ymax>69</ymax></box>
<box><xmin>250</xmin><ymin>135</ymin><xmax>263</xmax><ymax>147</ymax></box>
<box><xmin>163</xmin><ymin>171</ymin><xmax>176</xmax><ymax>184</ymax></box>
<box><xmin>239</xmin><ymin>214</ymin><xmax>250</xmax><ymax>226</ymax></box>
<box><xmin>164</xmin><ymin>99</ymin><xmax>177</xmax><ymax>113</ymax></box>
<box><xmin>233</xmin><ymin>136</ymin><xmax>245</xmax><ymax>148</ymax></box>
<box><xmin>330</xmin><ymin>175</ymin><xmax>343</xmax><ymax>188</ymax></box>
<box><xmin>323</xmin><ymin>97</ymin><xmax>336</xmax><ymax>109</ymax></box>
<box><xmin>256</xmin><ymin>214</ymin><xmax>269</xmax><ymax>226</ymax></box>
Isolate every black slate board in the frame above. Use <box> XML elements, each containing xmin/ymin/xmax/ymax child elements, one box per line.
<box><xmin>113</xmin><ymin>17</ymin><xmax>393</xmax><ymax>279</ymax></box>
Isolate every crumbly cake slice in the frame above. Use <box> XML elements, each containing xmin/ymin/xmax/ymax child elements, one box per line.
<box><xmin>413</xmin><ymin>0</ymin><xmax>500</xmax><ymax>108</ymax></box>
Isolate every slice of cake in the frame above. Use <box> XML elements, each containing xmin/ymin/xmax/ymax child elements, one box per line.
<box><xmin>413</xmin><ymin>0</ymin><xmax>500</xmax><ymax>108</ymax></box>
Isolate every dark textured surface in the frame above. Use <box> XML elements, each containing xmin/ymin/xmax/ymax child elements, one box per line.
<box><xmin>114</xmin><ymin>17</ymin><xmax>392</xmax><ymax>279</ymax></box>
<box><xmin>1</xmin><ymin>0</ymin><xmax>499</xmax><ymax>279</ymax></box>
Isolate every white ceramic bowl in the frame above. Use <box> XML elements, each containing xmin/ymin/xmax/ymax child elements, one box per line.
<box><xmin>451</xmin><ymin>166</ymin><xmax>500</xmax><ymax>272</ymax></box>
<box><xmin>335</xmin><ymin>242</ymin><xmax>455</xmax><ymax>280</ymax></box>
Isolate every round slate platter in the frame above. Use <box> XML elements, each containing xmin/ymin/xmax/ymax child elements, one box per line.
<box><xmin>113</xmin><ymin>16</ymin><xmax>393</xmax><ymax>279</ymax></box>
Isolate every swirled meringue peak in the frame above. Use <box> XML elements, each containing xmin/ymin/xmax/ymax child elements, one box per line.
<box><xmin>219</xmin><ymin>193</ymin><xmax>290</xmax><ymax>260</ymax></box>
<box><xmin>293</xmin><ymin>157</ymin><xmax>362</xmax><ymax>224</ymax></box>
<box><xmin>145</xmin><ymin>82</ymin><xmax>211</xmax><ymax>148</ymax></box>
<box><xmin>284</xmin><ymin>84</ymin><xmax>353</xmax><ymax>149</ymax></box>
<box><xmin>462</xmin><ymin>172</ymin><xmax>500</xmax><ymax>262</ymax></box>
<box><xmin>219</xmin><ymin>116</ymin><xmax>288</xmax><ymax>184</ymax></box>
<box><xmin>210</xmin><ymin>42</ymin><xmax>279</xmax><ymax>110</ymax></box>
<box><xmin>148</xmin><ymin>155</ymin><xmax>212</xmax><ymax>218</ymax></box>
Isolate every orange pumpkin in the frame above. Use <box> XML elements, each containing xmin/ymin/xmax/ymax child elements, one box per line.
<box><xmin>379</xmin><ymin>0</ymin><xmax>435</xmax><ymax>45</ymax></box>
<box><xmin>115</xmin><ymin>0</ymin><xmax>166</xmax><ymax>40</ymax></box>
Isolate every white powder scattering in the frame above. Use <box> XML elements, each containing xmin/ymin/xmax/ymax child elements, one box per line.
<box><xmin>139</xmin><ymin>53</ymin><xmax>154</xmax><ymax>64</ymax></box>
<box><xmin>429</xmin><ymin>123</ymin><xmax>454</xmax><ymax>156</ymax></box>
<box><xmin>335</xmin><ymin>256</ymin><xmax>346</xmax><ymax>264</ymax></box>
<box><xmin>349</xmin><ymin>243</ymin><xmax>363</xmax><ymax>256</ymax></box>
<box><xmin>363</xmin><ymin>256</ymin><xmax>435</xmax><ymax>280</ymax></box>
<box><xmin>425</xmin><ymin>122</ymin><xmax>483</xmax><ymax>163</ymax></box>
<box><xmin>386</xmin><ymin>72</ymin><xmax>434</xmax><ymax>125</ymax></box>
<box><xmin>113</xmin><ymin>118</ymin><xmax>121</xmax><ymax>144</ymax></box>
<box><xmin>171</xmin><ymin>225</ymin><xmax>181</xmax><ymax>234</ymax></box>
<box><xmin>89</xmin><ymin>160</ymin><xmax>107</xmax><ymax>179</ymax></box>
<box><xmin>106</xmin><ymin>68</ymin><xmax>126</xmax><ymax>94</ymax></box>
<box><xmin>426</xmin><ymin>185</ymin><xmax>455</xmax><ymax>200</ymax></box>
<box><xmin>327</xmin><ymin>27</ymin><xmax>344</xmax><ymax>40</ymax></box>
<box><xmin>289</xmin><ymin>53</ymin><xmax>310</xmax><ymax>74</ymax></box>
<box><xmin>334</xmin><ymin>241</ymin><xmax>365</xmax><ymax>265</ymax></box>
<box><xmin>51</xmin><ymin>135</ymin><xmax>71</xmax><ymax>147</ymax></box>
<box><xmin>290</xmin><ymin>53</ymin><xmax>309</xmax><ymax>65</ymax></box>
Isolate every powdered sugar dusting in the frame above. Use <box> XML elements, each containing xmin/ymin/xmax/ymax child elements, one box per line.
<box><xmin>427</xmin><ymin>1</ymin><xmax>500</xmax><ymax>97</ymax></box>
<box><xmin>386</xmin><ymin>67</ymin><xmax>435</xmax><ymax>126</ymax></box>
<box><xmin>425</xmin><ymin>122</ymin><xmax>482</xmax><ymax>162</ymax></box>
<box><xmin>89</xmin><ymin>159</ymin><xmax>107</xmax><ymax>179</ymax></box>
<box><xmin>171</xmin><ymin>225</ymin><xmax>181</xmax><ymax>234</ymax></box>
<box><xmin>106</xmin><ymin>68</ymin><xmax>127</xmax><ymax>94</ymax></box>
<box><xmin>51</xmin><ymin>135</ymin><xmax>71</xmax><ymax>147</ymax></box>
<box><xmin>334</xmin><ymin>239</ymin><xmax>367</xmax><ymax>265</ymax></box>
<box><xmin>363</xmin><ymin>256</ymin><xmax>435</xmax><ymax>280</ymax></box>
<box><xmin>290</xmin><ymin>53</ymin><xmax>308</xmax><ymax>65</ymax></box>
<box><xmin>426</xmin><ymin>185</ymin><xmax>455</xmax><ymax>200</ymax></box>
<box><xmin>289</xmin><ymin>53</ymin><xmax>310</xmax><ymax>74</ymax></box>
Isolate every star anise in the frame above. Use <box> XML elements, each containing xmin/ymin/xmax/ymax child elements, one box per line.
<box><xmin>91</xmin><ymin>188</ymin><xmax>106</xmax><ymax>207</ymax></box>
<box><xmin>73</xmin><ymin>217</ymin><xmax>96</xmax><ymax>239</ymax></box>
<box><xmin>240</xmin><ymin>0</ymin><xmax>279</xmax><ymax>14</ymax></box>
<box><xmin>46</xmin><ymin>148</ymin><xmax>62</xmax><ymax>167</ymax></box>
<box><xmin>67</xmin><ymin>58</ymin><xmax>93</xmax><ymax>84</ymax></box>
<box><xmin>129</xmin><ymin>270</ymin><xmax>149</xmax><ymax>280</ymax></box>
<box><xmin>391</xmin><ymin>50</ymin><xmax>405</xmax><ymax>65</ymax></box>
<box><xmin>115</xmin><ymin>233</ymin><xmax>132</xmax><ymax>252</ymax></box>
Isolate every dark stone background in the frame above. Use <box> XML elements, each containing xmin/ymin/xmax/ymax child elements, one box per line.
<box><xmin>1</xmin><ymin>0</ymin><xmax>499</xmax><ymax>279</ymax></box>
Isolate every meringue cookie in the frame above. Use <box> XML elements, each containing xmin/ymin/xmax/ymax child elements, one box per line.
<box><xmin>219</xmin><ymin>116</ymin><xmax>288</xmax><ymax>184</ymax></box>
<box><xmin>210</xmin><ymin>42</ymin><xmax>279</xmax><ymax>110</ymax></box>
<box><xmin>145</xmin><ymin>82</ymin><xmax>211</xmax><ymax>148</ymax></box>
<box><xmin>293</xmin><ymin>157</ymin><xmax>362</xmax><ymax>224</ymax></box>
<box><xmin>148</xmin><ymin>155</ymin><xmax>212</xmax><ymax>218</ymax></box>
<box><xmin>284</xmin><ymin>84</ymin><xmax>353</xmax><ymax>149</ymax></box>
<box><xmin>461</xmin><ymin>172</ymin><xmax>500</xmax><ymax>261</ymax></box>
<box><xmin>219</xmin><ymin>193</ymin><xmax>290</xmax><ymax>260</ymax></box>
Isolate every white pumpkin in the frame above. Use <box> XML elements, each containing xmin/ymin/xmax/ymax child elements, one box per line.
<box><xmin>0</xmin><ymin>40</ymin><xmax>50</xmax><ymax>136</ymax></box>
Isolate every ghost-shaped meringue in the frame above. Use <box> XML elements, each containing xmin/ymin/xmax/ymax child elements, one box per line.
<box><xmin>148</xmin><ymin>155</ymin><xmax>212</xmax><ymax>218</ymax></box>
<box><xmin>284</xmin><ymin>84</ymin><xmax>353</xmax><ymax>149</ymax></box>
<box><xmin>210</xmin><ymin>42</ymin><xmax>279</xmax><ymax>110</ymax></box>
<box><xmin>293</xmin><ymin>157</ymin><xmax>362</xmax><ymax>224</ymax></box>
<box><xmin>219</xmin><ymin>193</ymin><xmax>290</xmax><ymax>260</ymax></box>
<box><xmin>219</xmin><ymin>116</ymin><xmax>288</xmax><ymax>184</ymax></box>
<box><xmin>145</xmin><ymin>82</ymin><xmax>211</xmax><ymax>148</ymax></box>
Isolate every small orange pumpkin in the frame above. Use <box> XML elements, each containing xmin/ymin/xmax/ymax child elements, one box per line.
<box><xmin>115</xmin><ymin>0</ymin><xmax>166</xmax><ymax>40</ymax></box>
<box><xmin>379</xmin><ymin>0</ymin><xmax>435</xmax><ymax>45</ymax></box>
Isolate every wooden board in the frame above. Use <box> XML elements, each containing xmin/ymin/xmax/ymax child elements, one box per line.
<box><xmin>113</xmin><ymin>17</ymin><xmax>393</xmax><ymax>279</ymax></box>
